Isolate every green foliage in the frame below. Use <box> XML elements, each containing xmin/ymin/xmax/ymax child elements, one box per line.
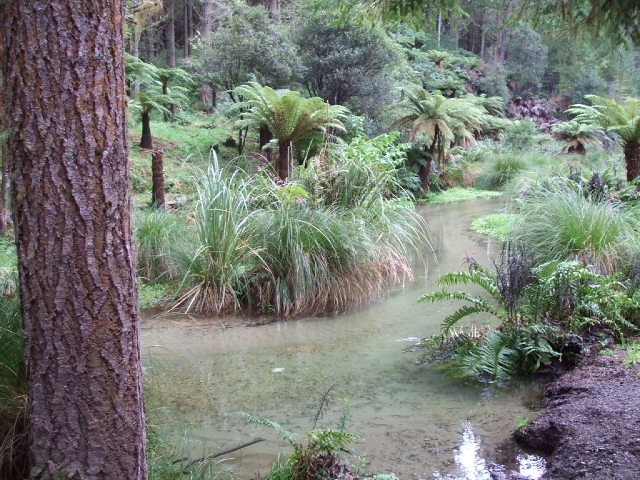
<box><xmin>476</xmin><ymin>64</ymin><xmax>510</xmax><ymax>103</ymax></box>
<box><xmin>0</xmin><ymin>296</ymin><xmax>26</xmax><ymax>479</ymax></box>
<box><xmin>512</xmin><ymin>187</ymin><xmax>640</xmax><ymax>273</ymax></box>
<box><xmin>244</xmin><ymin>411</ymin><xmax>361</xmax><ymax>480</ymax></box>
<box><xmin>134</xmin><ymin>208</ymin><xmax>186</xmax><ymax>282</ymax></box>
<box><xmin>126</xmin><ymin>54</ymin><xmax>190</xmax><ymax>119</ymax></box>
<box><xmin>419</xmin><ymin>187</ymin><xmax>502</xmax><ymax>204</ymax></box>
<box><xmin>233</xmin><ymin>81</ymin><xmax>349</xmax><ymax>163</ymax></box>
<box><xmin>186</xmin><ymin>1</ymin><xmax>300</xmax><ymax>93</ymax></box>
<box><xmin>170</xmin><ymin>153</ymin><xmax>427</xmax><ymax>316</ymax></box>
<box><xmin>567</xmin><ymin>95</ymin><xmax>640</xmax><ymax>143</ymax></box>
<box><xmin>505</xmin><ymin>25</ymin><xmax>549</xmax><ymax>95</ymax></box>
<box><xmin>171</xmin><ymin>166</ymin><xmax>263</xmax><ymax>314</ymax></box>
<box><xmin>393</xmin><ymin>86</ymin><xmax>491</xmax><ymax>178</ymax></box>
<box><xmin>624</xmin><ymin>342</ymin><xmax>640</xmax><ymax>367</ymax></box>
<box><xmin>552</xmin><ymin>120</ymin><xmax>603</xmax><ymax>154</ymax></box>
<box><xmin>476</xmin><ymin>153</ymin><xmax>529</xmax><ymax>190</ymax></box>
<box><xmin>291</xmin><ymin>11</ymin><xmax>403</xmax><ymax>116</ymax></box>
<box><xmin>470</xmin><ymin>213</ymin><xmax>519</xmax><ymax>241</ymax></box>
<box><xmin>501</xmin><ymin>119</ymin><xmax>538</xmax><ymax>151</ymax></box>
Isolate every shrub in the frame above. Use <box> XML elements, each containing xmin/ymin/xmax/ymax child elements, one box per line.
<box><xmin>418</xmin><ymin>250</ymin><xmax>639</xmax><ymax>380</ymax></box>
<box><xmin>291</xmin><ymin>11</ymin><xmax>402</xmax><ymax>116</ymax></box>
<box><xmin>170</xmin><ymin>156</ymin><xmax>427</xmax><ymax>316</ymax></box>
<box><xmin>501</xmin><ymin>119</ymin><xmax>538</xmax><ymax>151</ymax></box>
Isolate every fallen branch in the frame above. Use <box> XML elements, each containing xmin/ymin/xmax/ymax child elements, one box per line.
<box><xmin>174</xmin><ymin>437</ymin><xmax>266</xmax><ymax>469</ymax></box>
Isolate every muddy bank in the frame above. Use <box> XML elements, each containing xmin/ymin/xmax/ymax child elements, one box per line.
<box><xmin>511</xmin><ymin>348</ymin><xmax>640</xmax><ymax>480</ymax></box>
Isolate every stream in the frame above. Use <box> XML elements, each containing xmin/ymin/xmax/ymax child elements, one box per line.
<box><xmin>142</xmin><ymin>197</ymin><xmax>545</xmax><ymax>480</ymax></box>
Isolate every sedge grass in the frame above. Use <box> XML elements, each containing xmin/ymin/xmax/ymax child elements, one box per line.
<box><xmin>170</xmin><ymin>158</ymin><xmax>429</xmax><ymax>316</ymax></box>
<box><xmin>511</xmin><ymin>187</ymin><xmax>640</xmax><ymax>273</ymax></box>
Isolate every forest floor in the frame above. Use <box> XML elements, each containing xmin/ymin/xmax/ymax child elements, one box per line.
<box><xmin>504</xmin><ymin>344</ymin><xmax>640</xmax><ymax>480</ymax></box>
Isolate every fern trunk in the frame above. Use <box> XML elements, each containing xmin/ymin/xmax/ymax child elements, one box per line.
<box><xmin>151</xmin><ymin>148</ymin><xmax>166</xmax><ymax>209</ymax></box>
<box><xmin>140</xmin><ymin>110</ymin><xmax>153</xmax><ymax>149</ymax></box>
<box><xmin>624</xmin><ymin>141</ymin><xmax>640</xmax><ymax>186</ymax></box>
<box><xmin>278</xmin><ymin>140</ymin><xmax>290</xmax><ymax>181</ymax></box>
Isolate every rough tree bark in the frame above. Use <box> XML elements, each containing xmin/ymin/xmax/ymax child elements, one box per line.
<box><xmin>2</xmin><ymin>1</ymin><xmax>147</xmax><ymax>479</ymax></box>
<box><xmin>624</xmin><ymin>141</ymin><xmax>640</xmax><ymax>188</ymax></box>
<box><xmin>151</xmin><ymin>149</ymin><xmax>166</xmax><ymax>209</ymax></box>
<box><xmin>166</xmin><ymin>0</ymin><xmax>176</xmax><ymax>67</ymax></box>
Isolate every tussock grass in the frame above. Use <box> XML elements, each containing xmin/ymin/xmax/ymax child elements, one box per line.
<box><xmin>170</xmin><ymin>159</ymin><xmax>429</xmax><ymax>316</ymax></box>
<box><xmin>512</xmin><ymin>188</ymin><xmax>640</xmax><ymax>273</ymax></box>
<box><xmin>134</xmin><ymin>208</ymin><xmax>187</xmax><ymax>282</ymax></box>
<box><xmin>476</xmin><ymin>153</ymin><xmax>530</xmax><ymax>190</ymax></box>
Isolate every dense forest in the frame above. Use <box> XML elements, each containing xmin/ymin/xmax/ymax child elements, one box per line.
<box><xmin>1</xmin><ymin>0</ymin><xmax>640</xmax><ymax>479</ymax></box>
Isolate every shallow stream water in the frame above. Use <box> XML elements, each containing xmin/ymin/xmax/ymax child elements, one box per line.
<box><xmin>142</xmin><ymin>198</ymin><xmax>545</xmax><ymax>480</ymax></box>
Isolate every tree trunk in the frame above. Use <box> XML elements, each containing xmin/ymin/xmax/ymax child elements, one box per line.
<box><xmin>0</xmin><ymin>153</ymin><xmax>10</xmax><ymax>235</ymax></box>
<box><xmin>211</xmin><ymin>83</ymin><xmax>217</xmax><ymax>109</ymax></box>
<box><xmin>151</xmin><ymin>149</ymin><xmax>166</xmax><ymax>209</ymax></box>
<box><xmin>201</xmin><ymin>0</ymin><xmax>215</xmax><ymax>42</ymax></box>
<box><xmin>278</xmin><ymin>140</ymin><xmax>290</xmax><ymax>181</ymax></box>
<box><xmin>624</xmin><ymin>141</ymin><xmax>640</xmax><ymax>187</ymax></box>
<box><xmin>268</xmin><ymin>0</ymin><xmax>281</xmax><ymax>21</ymax></box>
<box><xmin>2</xmin><ymin>1</ymin><xmax>147</xmax><ymax>479</ymax></box>
<box><xmin>259</xmin><ymin>125</ymin><xmax>273</xmax><ymax>164</ymax></box>
<box><xmin>166</xmin><ymin>0</ymin><xmax>176</xmax><ymax>67</ymax></box>
<box><xmin>184</xmin><ymin>0</ymin><xmax>193</xmax><ymax>57</ymax></box>
<box><xmin>141</xmin><ymin>111</ymin><xmax>153</xmax><ymax>149</ymax></box>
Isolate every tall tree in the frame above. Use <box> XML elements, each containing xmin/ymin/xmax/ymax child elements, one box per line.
<box><xmin>2</xmin><ymin>1</ymin><xmax>147</xmax><ymax>478</ymax></box>
<box><xmin>165</xmin><ymin>0</ymin><xmax>177</xmax><ymax>67</ymax></box>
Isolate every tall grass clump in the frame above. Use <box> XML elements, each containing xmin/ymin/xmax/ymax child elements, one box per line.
<box><xmin>170</xmin><ymin>145</ymin><xmax>429</xmax><ymax>316</ymax></box>
<box><xmin>171</xmin><ymin>165</ymin><xmax>264</xmax><ymax>314</ymax></box>
<box><xmin>476</xmin><ymin>153</ymin><xmax>529</xmax><ymax>190</ymax></box>
<box><xmin>0</xmin><ymin>296</ymin><xmax>27</xmax><ymax>479</ymax></box>
<box><xmin>134</xmin><ymin>208</ymin><xmax>186</xmax><ymax>282</ymax></box>
<box><xmin>512</xmin><ymin>187</ymin><xmax>640</xmax><ymax>273</ymax></box>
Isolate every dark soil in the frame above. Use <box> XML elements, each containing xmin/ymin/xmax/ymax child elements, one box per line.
<box><xmin>512</xmin><ymin>348</ymin><xmax>640</xmax><ymax>479</ymax></box>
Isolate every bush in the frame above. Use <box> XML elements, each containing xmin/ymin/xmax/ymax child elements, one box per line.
<box><xmin>186</xmin><ymin>1</ymin><xmax>301</xmax><ymax>96</ymax></box>
<box><xmin>291</xmin><ymin>12</ymin><xmax>402</xmax><ymax>117</ymax></box>
<box><xmin>418</xmin><ymin>249</ymin><xmax>640</xmax><ymax>380</ymax></box>
<box><xmin>501</xmin><ymin>119</ymin><xmax>538</xmax><ymax>151</ymax></box>
<box><xmin>134</xmin><ymin>208</ymin><xmax>186</xmax><ymax>282</ymax></box>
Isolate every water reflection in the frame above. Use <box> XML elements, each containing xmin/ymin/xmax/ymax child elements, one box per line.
<box><xmin>431</xmin><ymin>422</ymin><xmax>545</xmax><ymax>480</ymax></box>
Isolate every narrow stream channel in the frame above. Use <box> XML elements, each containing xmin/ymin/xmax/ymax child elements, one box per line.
<box><xmin>142</xmin><ymin>197</ymin><xmax>545</xmax><ymax>479</ymax></box>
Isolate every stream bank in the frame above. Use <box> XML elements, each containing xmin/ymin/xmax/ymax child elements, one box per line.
<box><xmin>508</xmin><ymin>347</ymin><xmax>640</xmax><ymax>480</ymax></box>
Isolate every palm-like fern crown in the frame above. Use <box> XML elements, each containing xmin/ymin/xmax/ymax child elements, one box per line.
<box><xmin>233</xmin><ymin>82</ymin><xmax>348</xmax><ymax>143</ymax></box>
<box><xmin>125</xmin><ymin>54</ymin><xmax>188</xmax><ymax>116</ymax></box>
<box><xmin>567</xmin><ymin>95</ymin><xmax>640</xmax><ymax>143</ymax></box>
<box><xmin>394</xmin><ymin>86</ymin><xmax>489</xmax><ymax>147</ymax></box>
